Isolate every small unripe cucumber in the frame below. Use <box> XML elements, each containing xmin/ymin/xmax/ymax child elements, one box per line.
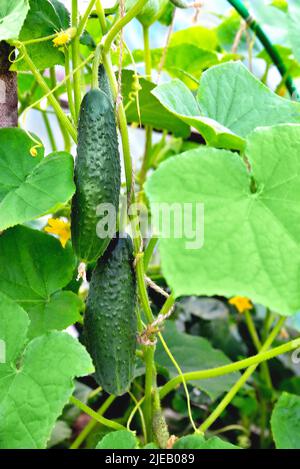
<box><xmin>84</xmin><ymin>235</ymin><xmax>137</xmax><ymax>396</ymax></box>
<box><xmin>71</xmin><ymin>88</ymin><xmax>121</xmax><ymax>263</ymax></box>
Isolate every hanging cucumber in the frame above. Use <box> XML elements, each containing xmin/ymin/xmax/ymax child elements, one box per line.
<box><xmin>71</xmin><ymin>87</ymin><xmax>121</xmax><ymax>264</ymax></box>
<box><xmin>84</xmin><ymin>235</ymin><xmax>137</xmax><ymax>396</ymax></box>
<box><xmin>126</xmin><ymin>0</ymin><xmax>169</xmax><ymax>27</ymax></box>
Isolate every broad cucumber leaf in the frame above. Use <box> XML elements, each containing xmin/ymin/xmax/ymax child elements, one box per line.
<box><xmin>96</xmin><ymin>430</ymin><xmax>139</xmax><ymax>449</ymax></box>
<box><xmin>152</xmin><ymin>78</ymin><xmax>243</xmax><ymax>150</ymax></box>
<box><xmin>152</xmin><ymin>62</ymin><xmax>300</xmax><ymax>150</ymax></box>
<box><xmin>122</xmin><ymin>70</ymin><xmax>190</xmax><ymax>138</ymax></box>
<box><xmin>173</xmin><ymin>434</ymin><xmax>240</xmax><ymax>449</ymax></box>
<box><xmin>10</xmin><ymin>0</ymin><xmax>66</xmax><ymax>71</ymax></box>
<box><xmin>0</xmin><ymin>225</ymin><xmax>80</xmax><ymax>337</ymax></box>
<box><xmin>169</xmin><ymin>25</ymin><xmax>218</xmax><ymax>50</ymax></box>
<box><xmin>271</xmin><ymin>392</ymin><xmax>300</xmax><ymax>448</ymax></box>
<box><xmin>156</xmin><ymin>322</ymin><xmax>238</xmax><ymax>401</ymax></box>
<box><xmin>0</xmin><ymin>292</ymin><xmax>93</xmax><ymax>449</ymax></box>
<box><xmin>0</xmin><ymin>128</ymin><xmax>75</xmax><ymax>231</ymax></box>
<box><xmin>133</xmin><ymin>45</ymin><xmax>219</xmax><ymax>90</ymax></box>
<box><xmin>145</xmin><ymin>124</ymin><xmax>300</xmax><ymax>315</ymax></box>
<box><xmin>197</xmin><ymin>62</ymin><xmax>300</xmax><ymax>137</ymax></box>
<box><xmin>0</xmin><ymin>0</ymin><xmax>29</xmax><ymax>41</ymax></box>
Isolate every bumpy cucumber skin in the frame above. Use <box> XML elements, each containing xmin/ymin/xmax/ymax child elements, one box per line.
<box><xmin>84</xmin><ymin>236</ymin><xmax>137</xmax><ymax>396</ymax></box>
<box><xmin>71</xmin><ymin>89</ymin><xmax>120</xmax><ymax>263</ymax></box>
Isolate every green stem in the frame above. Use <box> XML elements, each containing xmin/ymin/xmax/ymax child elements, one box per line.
<box><xmin>21</xmin><ymin>33</ymin><xmax>57</xmax><ymax>46</ymax></box>
<box><xmin>96</xmin><ymin>0</ymin><xmax>108</xmax><ymax>33</ymax></box>
<box><xmin>143</xmin><ymin>25</ymin><xmax>152</xmax><ymax>79</ymax></box>
<box><xmin>139</xmin><ymin>25</ymin><xmax>152</xmax><ymax>187</ymax></box>
<box><xmin>77</xmin><ymin>0</ymin><xmax>97</xmax><ymax>38</ymax></box>
<box><xmin>244</xmin><ymin>311</ymin><xmax>272</xmax><ymax>388</ymax></box>
<box><xmin>144</xmin><ymin>346</ymin><xmax>155</xmax><ymax>442</ymax></box>
<box><xmin>227</xmin><ymin>0</ymin><xmax>299</xmax><ymax>99</ymax></box>
<box><xmin>92</xmin><ymin>44</ymin><xmax>101</xmax><ymax>89</ymax></box>
<box><xmin>159</xmin><ymin>322</ymin><xmax>296</xmax><ymax>399</ymax></box>
<box><xmin>198</xmin><ymin>317</ymin><xmax>286</xmax><ymax>432</ymax></box>
<box><xmin>144</xmin><ymin>236</ymin><xmax>158</xmax><ymax>270</ymax></box>
<box><xmin>72</xmin><ymin>0</ymin><xmax>82</xmax><ymax>120</ymax></box>
<box><xmin>18</xmin><ymin>79</ymin><xmax>38</xmax><ymax>116</ymax></box>
<box><xmin>159</xmin><ymin>294</ymin><xmax>175</xmax><ymax>317</ymax></box>
<box><xmin>50</xmin><ymin>67</ymin><xmax>71</xmax><ymax>152</ymax></box>
<box><xmin>64</xmin><ymin>47</ymin><xmax>76</xmax><ymax>123</ymax></box>
<box><xmin>42</xmin><ymin>112</ymin><xmax>57</xmax><ymax>152</ymax></box>
<box><xmin>69</xmin><ymin>396</ymin><xmax>124</xmax><ymax>431</ymax></box>
<box><xmin>19</xmin><ymin>45</ymin><xmax>77</xmax><ymax>142</ymax></box>
<box><xmin>244</xmin><ymin>311</ymin><xmax>261</xmax><ymax>350</ymax></box>
<box><xmin>70</xmin><ymin>395</ymin><xmax>116</xmax><ymax>449</ymax></box>
<box><xmin>102</xmin><ymin>0</ymin><xmax>149</xmax><ymax>54</ymax></box>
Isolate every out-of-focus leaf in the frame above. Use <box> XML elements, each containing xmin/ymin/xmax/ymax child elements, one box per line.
<box><xmin>155</xmin><ymin>322</ymin><xmax>239</xmax><ymax>401</ymax></box>
<box><xmin>271</xmin><ymin>392</ymin><xmax>300</xmax><ymax>448</ymax></box>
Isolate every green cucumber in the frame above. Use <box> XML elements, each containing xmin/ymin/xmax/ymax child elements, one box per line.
<box><xmin>71</xmin><ymin>88</ymin><xmax>121</xmax><ymax>263</ymax></box>
<box><xmin>84</xmin><ymin>235</ymin><xmax>137</xmax><ymax>396</ymax></box>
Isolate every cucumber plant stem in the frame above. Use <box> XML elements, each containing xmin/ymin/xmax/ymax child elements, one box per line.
<box><xmin>42</xmin><ymin>112</ymin><xmax>57</xmax><ymax>152</ymax></box>
<box><xmin>18</xmin><ymin>44</ymin><xmax>77</xmax><ymax>142</ymax></box>
<box><xmin>144</xmin><ymin>236</ymin><xmax>158</xmax><ymax>270</ymax></box>
<box><xmin>198</xmin><ymin>317</ymin><xmax>286</xmax><ymax>432</ymax></box>
<box><xmin>50</xmin><ymin>67</ymin><xmax>71</xmax><ymax>151</ymax></box>
<box><xmin>159</xmin><ymin>323</ymin><xmax>297</xmax><ymax>399</ymax></box>
<box><xmin>72</xmin><ymin>0</ymin><xmax>82</xmax><ymax>120</ymax></box>
<box><xmin>70</xmin><ymin>396</ymin><xmax>124</xmax><ymax>431</ymax></box>
<box><xmin>227</xmin><ymin>0</ymin><xmax>299</xmax><ymax>99</ymax></box>
<box><xmin>139</xmin><ymin>25</ymin><xmax>153</xmax><ymax>187</ymax></box>
<box><xmin>102</xmin><ymin>0</ymin><xmax>149</xmax><ymax>54</ymax></box>
<box><xmin>64</xmin><ymin>47</ymin><xmax>76</xmax><ymax>122</ymax></box>
<box><xmin>244</xmin><ymin>311</ymin><xmax>272</xmax><ymax>388</ymax></box>
<box><xmin>70</xmin><ymin>395</ymin><xmax>116</xmax><ymax>449</ymax></box>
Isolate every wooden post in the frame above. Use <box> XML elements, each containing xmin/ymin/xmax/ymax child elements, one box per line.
<box><xmin>0</xmin><ymin>41</ymin><xmax>18</xmax><ymax>128</ymax></box>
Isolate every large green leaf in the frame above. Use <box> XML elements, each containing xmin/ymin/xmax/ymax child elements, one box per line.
<box><xmin>10</xmin><ymin>0</ymin><xmax>66</xmax><ymax>71</ymax></box>
<box><xmin>133</xmin><ymin>45</ymin><xmax>219</xmax><ymax>89</ymax></box>
<box><xmin>122</xmin><ymin>70</ymin><xmax>189</xmax><ymax>138</ymax></box>
<box><xmin>169</xmin><ymin>25</ymin><xmax>218</xmax><ymax>50</ymax></box>
<box><xmin>0</xmin><ymin>0</ymin><xmax>29</xmax><ymax>40</ymax></box>
<box><xmin>152</xmin><ymin>78</ymin><xmax>243</xmax><ymax>150</ymax></box>
<box><xmin>156</xmin><ymin>322</ymin><xmax>238</xmax><ymax>400</ymax></box>
<box><xmin>0</xmin><ymin>292</ymin><xmax>93</xmax><ymax>449</ymax></box>
<box><xmin>152</xmin><ymin>62</ymin><xmax>300</xmax><ymax>150</ymax></box>
<box><xmin>145</xmin><ymin>124</ymin><xmax>300</xmax><ymax>315</ymax></box>
<box><xmin>173</xmin><ymin>434</ymin><xmax>240</xmax><ymax>449</ymax></box>
<box><xmin>0</xmin><ymin>128</ymin><xmax>75</xmax><ymax>231</ymax></box>
<box><xmin>96</xmin><ymin>430</ymin><xmax>139</xmax><ymax>449</ymax></box>
<box><xmin>0</xmin><ymin>225</ymin><xmax>79</xmax><ymax>337</ymax></box>
<box><xmin>271</xmin><ymin>392</ymin><xmax>300</xmax><ymax>448</ymax></box>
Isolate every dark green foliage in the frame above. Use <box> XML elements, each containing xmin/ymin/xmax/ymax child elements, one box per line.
<box><xmin>71</xmin><ymin>88</ymin><xmax>121</xmax><ymax>263</ymax></box>
<box><xmin>84</xmin><ymin>235</ymin><xmax>137</xmax><ymax>395</ymax></box>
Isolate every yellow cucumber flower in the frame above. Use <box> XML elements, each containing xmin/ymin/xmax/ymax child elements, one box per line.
<box><xmin>45</xmin><ymin>218</ymin><xmax>71</xmax><ymax>248</ymax></box>
<box><xmin>53</xmin><ymin>27</ymin><xmax>76</xmax><ymax>47</ymax></box>
<box><xmin>229</xmin><ymin>296</ymin><xmax>252</xmax><ymax>314</ymax></box>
